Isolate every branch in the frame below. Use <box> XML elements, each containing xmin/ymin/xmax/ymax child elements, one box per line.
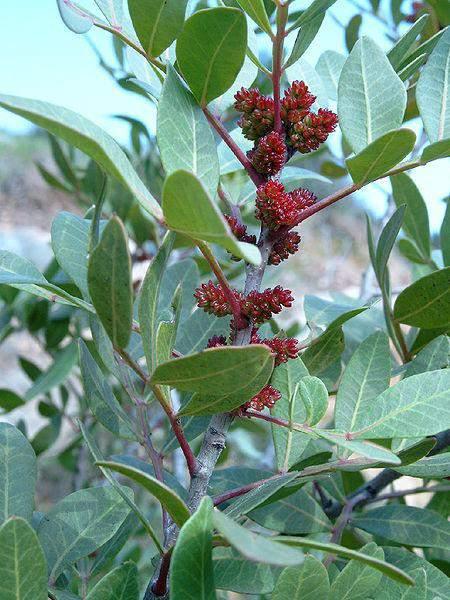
<box><xmin>213</xmin><ymin>474</ymin><xmax>279</xmax><ymax>506</ymax></box>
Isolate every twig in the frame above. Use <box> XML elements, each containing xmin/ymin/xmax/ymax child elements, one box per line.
<box><xmin>366</xmin><ymin>483</ymin><xmax>450</xmax><ymax>504</ymax></box>
<box><xmin>213</xmin><ymin>474</ymin><xmax>280</xmax><ymax>506</ymax></box>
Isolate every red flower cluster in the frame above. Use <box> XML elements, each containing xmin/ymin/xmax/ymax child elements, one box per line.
<box><xmin>194</xmin><ymin>281</ymin><xmax>293</xmax><ymax>325</ymax></box>
<box><xmin>269</xmin><ymin>231</ymin><xmax>302</xmax><ymax>265</ymax></box>
<box><xmin>255</xmin><ymin>180</ymin><xmax>316</xmax><ymax>230</ymax></box>
<box><xmin>225</xmin><ymin>215</ymin><xmax>257</xmax><ymax>245</ymax></box>
<box><xmin>248</xmin><ymin>131</ymin><xmax>287</xmax><ymax>176</ymax></box>
<box><xmin>235</xmin><ymin>81</ymin><xmax>338</xmax><ymax>159</ymax></box>
<box><xmin>251</xmin><ymin>328</ymin><xmax>299</xmax><ymax>366</ymax></box>
<box><xmin>234</xmin><ymin>87</ymin><xmax>274</xmax><ymax>141</ymax></box>
<box><xmin>243</xmin><ymin>385</ymin><xmax>281</xmax><ymax>411</ymax></box>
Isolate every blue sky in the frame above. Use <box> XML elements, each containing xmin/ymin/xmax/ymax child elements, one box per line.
<box><xmin>0</xmin><ymin>0</ymin><xmax>448</xmax><ymax>230</ymax></box>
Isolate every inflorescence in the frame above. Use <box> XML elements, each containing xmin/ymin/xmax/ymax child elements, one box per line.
<box><xmin>194</xmin><ymin>81</ymin><xmax>338</xmax><ymax>412</ymax></box>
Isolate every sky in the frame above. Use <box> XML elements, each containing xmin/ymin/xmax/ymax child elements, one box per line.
<box><xmin>0</xmin><ymin>0</ymin><xmax>448</xmax><ymax>230</ymax></box>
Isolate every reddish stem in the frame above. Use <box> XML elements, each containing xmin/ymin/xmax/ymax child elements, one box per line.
<box><xmin>160</xmin><ymin>401</ymin><xmax>198</xmax><ymax>477</ymax></box>
<box><xmin>213</xmin><ymin>474</ymin><xmax>279</xmax><ymax>506</ymax></box>
<box><xmin>151</xmin><ymin>551</ymin><xmax>172</xmax><ymax>597</ymax></box>
<box><xmin>203</xmin><ymin>107</ymin><xmax>265</xmax><ymax>187</ymax></box>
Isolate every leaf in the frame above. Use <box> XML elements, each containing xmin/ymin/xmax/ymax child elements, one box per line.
<box><xmin>394</xmin><ymin>452</ymin><xmax>450</xmax><ymax>478</ymax></box>
<box><xmin>88</xmin><ymin>216</ymin><xmax>133</xmax><ymax>348</ymax></box>
<box><xmin>37</xmin><ymin>486</ymin><xmax>131</xmax><ymax>581</ymax></box>
<box><xmin>213</xmin><ymin>510</ymin><xmax>304</xmax><ymax>567</ymax></box>
<box><xmin>25</xmin><ymin>342</ymin><xmax>78</xmax><ymax>401</ymax></box>
<box><xmin>405</xmin><ymin>334</ymin><xmax>449</xmax><ymax>377</ymax></box>
<box><xmin>236</xmin><ymin>0</ymin><xmax>272</xmax><ymax>36</ymax></box>
<box><xmin>329</xmin><ymin>542</ymin><xmax>384</xmax><ymax>600</ymax></box>
<box><xmin>353</xmin><ymin>506</ymin><xmax>450</xmax><ymax>550</ymax></box>
<box><xmin>170</xmin><ymin>497</ymin><xmax>216</xmax><ymax>600</ymax></box>
<box><xmin>0</xmin><ymin>95</ymin><xmax>162</xmax><ymax>220</ymax></box>
<box><xmin>0</xmin><ymin>423</ymin><xmax>36</xmax><ymax>524</ymax></box>
<box><xmin>79</xmin><ymin>342</ymin><xmax>136</xmax><ymax>440</ymax></box>
<box><xmin>352</xmin><ymin>369</ymin><xmax>450</xmax><ymax>439</ymax></box>
<box><xmin>176</xmin><ymin>7</ymin><xmax>247</xmax><ymax>106</ymax></box>
<box><xmin>398</xmin><ymin>53</ymin><xmax>427</xmax><ymax>82</ymax></box>
<box><xmin>290</xmin><ymin>0</ymin><xmax>337</xmax><ymax>30</ymax></box>
<box><xmin>394</xmin><ymin>267</ymin><xmax>450</xmax><ymax>328</ymax></box>
<box><xmin>128</xmin><ymin>0</ymin><xmax>187</xmax><ymax>57</ymax></box>
<box><xmin>272</xmin><ymin>556</ymin><xmax>330</xmax><ymax>600</ymax></box>
<box><xmin>95</xmin><ymin>461</ymin><xmax>190</xmax><ymax>527</ymax></box>
<box><xmin>441</xmin><ymin>201</ymin><xmax>450</xmax><ymax>266</ymax></box>
<box><xmin>375</xmin><ymin>205</ymin><xmax>406</xmax><ymax>290</ymax></box>
<box><xmin>416</xmin><ymin>27</ymin><xmax>450</xmax><ymax>142</ymax></box>
<box><xmin>79</xmin><ymin>424</ymin><xmax>163</xmax><ymax>552</ymax></box>
<box><xmin>335</xmin><ymin>332</ymin><xmax>391</xmax><ymax>431</ymax></box>
<box><xmin>224</xmin><ymin>473</ymin><xmax>299</xmax><ymax>519</ymax></box>
<box><xmin>388</xmin><ymin>14</ymin><xmax>429</xmax><ymax>70</ymax></box>
<box><xmin>94</xmin><ymin>1</ymin><xmax>124</xmax><ymax>27</ymax></box>
<box><xmin>285</xmin><ymin>14</ymin><xmax>325</xmax><ymax>70</ymax></box>
<box><xmin>274</xmin><ymin>537</ymin><xmax>413</xmax><ymax>584</ymax></box>
<box><xmin>345</xmin><ymin>14</ymin><xmax>362</xmax><ymax>52</ymax></box>
<box><xmin>162</xmin><ymin>170</ymin><xmax>260</xmax><ymax>265</ymax></box>
<box><xmin>0</xmin><ymin>518</ymin><xmax>47</xmax><ymax>600</ymax></box>
<box><xmin>249</xmin><ymin>486</ymin><xmax>331</xmax><ymax>534</ymax></box>
<box><xmin>56</xmin><ymin>0</ymin><xmax>93</xmax><ymax>33</ymax></box>
<box><xmin>338</xmin><ymin>37</ymin><xmax>407</xmax><ymax>153</ymax></box>
<box><xmin>176</xmin><ymin>310</ymin><xmax>227</xmax><ymax>355</ymax></box>
<box><xmin>86</xmin><ymin>561</ymin><xmax>139</xmax><ymax>600</ymax></box>
<box><xmin>314</xmin><ymin>430</ymin><xmax>401</xmax><ymax>464</ymax></box>
<box><xmin>391</xmin><ymin>173</ymin><xmax>430</xmax><ymax>258</ymax></box>
<box><xmin>346</xmin><ymin>129</ymin><xmax>416</xmax><ymax>185</ymax></box>
<box><xmin>297</xmin><ymin>376</ymin><xmax>328</xmax><ymax>426</ymax></box>
<box><xmin>271</xmin><ymin>358</ymin><xmax>310</xmax><ymax>471</ymax></box>
<box><xmin>315</xmin><ymin>50</ymin><xmax>346</xmax><ymax>101</ymax></box>
<box><xmin>0</xmin><ymin>389</ymin><xmax>25</xmax><ymax>412</ymax></box>
<box><xmin>301</xmin><ymin>327</ymin><xmax>345</xmax><ymax>376</ymax></box>
<box><xmin>213</xmin><ymin>548</ymin><xmax>281</xmax><ymax>594</ymax></box>
<box><xmin>157</xmin><ymin>65</ymin><xmax>219</xmax><ymax>197</ymax></box>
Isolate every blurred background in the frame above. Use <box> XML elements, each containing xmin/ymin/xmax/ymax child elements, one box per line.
<box><xmin>0</xmin><ymin>0</ymin><xmax>449</xmax><ymax>506</ymax></box>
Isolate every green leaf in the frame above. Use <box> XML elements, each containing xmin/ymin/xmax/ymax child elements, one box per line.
<box><xmin>391</xmin><ymin>173</ymin><xmax>430</xmax><ymax>258</ymax></box>
<box><xmin>224</xmin><ymin>473</ymin><xmax>299</xmax><ymax>519</ymax></box>
<box><xmin>394</xmin><ymin>452</ymin><xmax>450</xmax><ymax>478</ymax></box>
<box><xmin>416</xmin><ymin>27</ymin><xmax>450</xmax><ymax>142</ymax></box>
<box><xmin>405</xmin><ymin>334</ymin><xmax>449</xmax><ymax>377</ymax></box>
<box><xmin>155</xmin><ymin>345</ymin><xmax>273</xmax><ymax>415</ymax></box>
<box><xmin>56</xmin><ymin>0</ymin><xmax>93</xmax><ymax>33</ymax></box>
<box><xmin>94</xmin><ymin>1</ymin><xmax>124</xmax><ymax>27</ymax></box>
<box><xmin>79</xmin><ymin>423</ymin><xmax>163</xmax><ymax>552</ymax></box>
<box><xmin>285</xmin><ymin>15</ymin><xmax>325</xmax><ymax>70</ymax></box>
<box><xmin>352</xmin><ymin>369</ymin><xmax>450</xmax><ymax>439</ymax></box>
<box><xmin>213</xmin><ymin>509</ymin><xmax>304</xmax><ymax>567</ymax></box>
<box><xmin>346</xmin><ymin>129</ymin><xmax>416</xmax><ymax>185</ymax></box>
<box><xmin>353</xmin><ymin>506</ymin><xmax>450</xmax><ymax>550</ymax></box>
<box><xmin>0</xmin><ymin>95</ymin><xmax>162</xmax><ymax>220</ymax></box>
<box><xmin>329</xmin><ymin>542</ymin><xmax>384</xmax><ymax>600</ymax></box>
<box><xmin>314</xmin><ymin>430</ymin><xmax>401</xmax><ymax>464</ymax></box>
<box><xmin>51</xmin><ymin>212</ymin><xmax>104</xmax><ymax>298</ymax></box>
<box><xmin>335</xmin><ymin>332</ymin><xmax>391</xmax><ymax>431</ymax></box>
<box><xmin>88</xmin><ymin>216</ymin><xmax>133</xmax><ymax>348</ymax></box>
<box><xmin>394</xmin><ymin>267</ymin><xmax>450</xmax><ymax>328</ymax></box>
<box><xmin>86</xmin><ymin>561</ymin><xmax>139</xmax><ymax>600</ymax></box>
<box><xmin>422</xmin><ymin>138</ymin><xmax>450</xmax><ymax>163</ymax></box>
<box><xmin>274</xmin><ymin>537</ymin><xmax>414</xmax><ymax>584</ymax></box>
<box><xmin>290</xmin><ymin>0</ymin><xmax>337</xmax><ymax>30</ymax></box>
<box><xmin>398</xmin><ymin>238</ymin><xmax>429</xmax><ymax>265</ymax></box>
<box><xmin>0</xmin><ymin>423</ymin><xmax>36</xmax><ymax>524</ymax></box>
<box><xmin>345</xmin><ymin>14</ymin><xmax>362</xmax><ymax>52</ymax></box>
<box><xmin>0</xmin><ymin>518</ymin><xmax>47</xmax><ymax>600</ymax></box>
<box><xmin>176</xmin><ymin>310</ymin><xmax>227</xmax><ymax>356</ymax></box>
<box><xmin>271</xmin><ymin>358</ymin><xmax>310</xmax><ymax>471</ymax></box>
<box><xmin>441</xmin><ymin>201</ymin><xmax>450</xmax><ymax>266</ymax></box>
<box><xmin>37</xmin><ymin>486</ymin><xmax>131</xmax><ymax>581</ymax></box>
<box><xmin>157</xmin><ymin>64</ymin><xmax>219</xmax><ymax>197</ymax></box>
<box><xmin>397</xmin><ymin>53</ymin><xmax>427</xmax><ymax>82</ymax></box>
<box><xmin>162</xmin><ymin>170</ymin><xmax>260</xmax><ymax>265</ymax></box>
<box><xmin>338</xmin><ymin>37</ymin><xmax>407</xmax><ymax>153</ymax></box>
<box><xmin>315</xmin><ymin>50</ymin><xmax>346</xmax><ymax>101</ymax></box>
<box><xmin>388</xmin><ymin>14</ymin><xmax>429</xmax><ymax>70</ymax></box>
<box><xmin>272</xmin><ymin>556</ymin><xmax>330</xmax><ymax>600</ymax></box>
<box><xmin>213</xmin><ymin>548</ymin><xmax>281</xmax><ymax>594</ymax></box>
<box><xmin>128</xmin><ymin>0</ymin><xmax>187</xmax><ymax>57</ymax></box>
<box><xmin>170</xmin><ymin>497</ymin><xmax>216</xmax><ymax>600</ymax></box>
<box><xmin>0</xmin><ymin>389</ymin><xmax>25</xmax><ymax>412</ymax></box>
<box><xmin>249</xmin><ymin>485</ymin><xmax>331</xmax><ymax>534</ymax></box>
<box><xmin>301</xmin><ymin>327</ymin><xmax>345</xmax><ymax>376</ymax></box>
<box><xmin>25</xmin><ymin>342</ymin><xmax>78</xmax><ymax>401</ymax></box>
<box><xmin>79</xmin><ymin>341</ymin><xmax>136</xmax><ymax>439</ymax></box>
<box><xmin>0</xmin><ymin>250</ymin><xmax>93</xmax><ymax>311</ymax></box>
<box><xmin>236</xmin><ymin>0</ymin><xmax>271</xmax><ymax>36</ymax></box>
<box><xmin>176</xmin><ymin>7</ymin><xmax>247</xmax><ymax>106</ymax></box>
<box><xmin>375</xmin><ymin>205</ymin><xmax>406</xmax><ymax>289</ymax></box>
<box><xmin>297</xmin><ymin>376</ymin><xmax>328</xmax><ymax>426</ymax></box>
<box><xmin>95</xmin><ymin>461</ymin><xmax>190</xmax><ymax>527</ymax></box>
